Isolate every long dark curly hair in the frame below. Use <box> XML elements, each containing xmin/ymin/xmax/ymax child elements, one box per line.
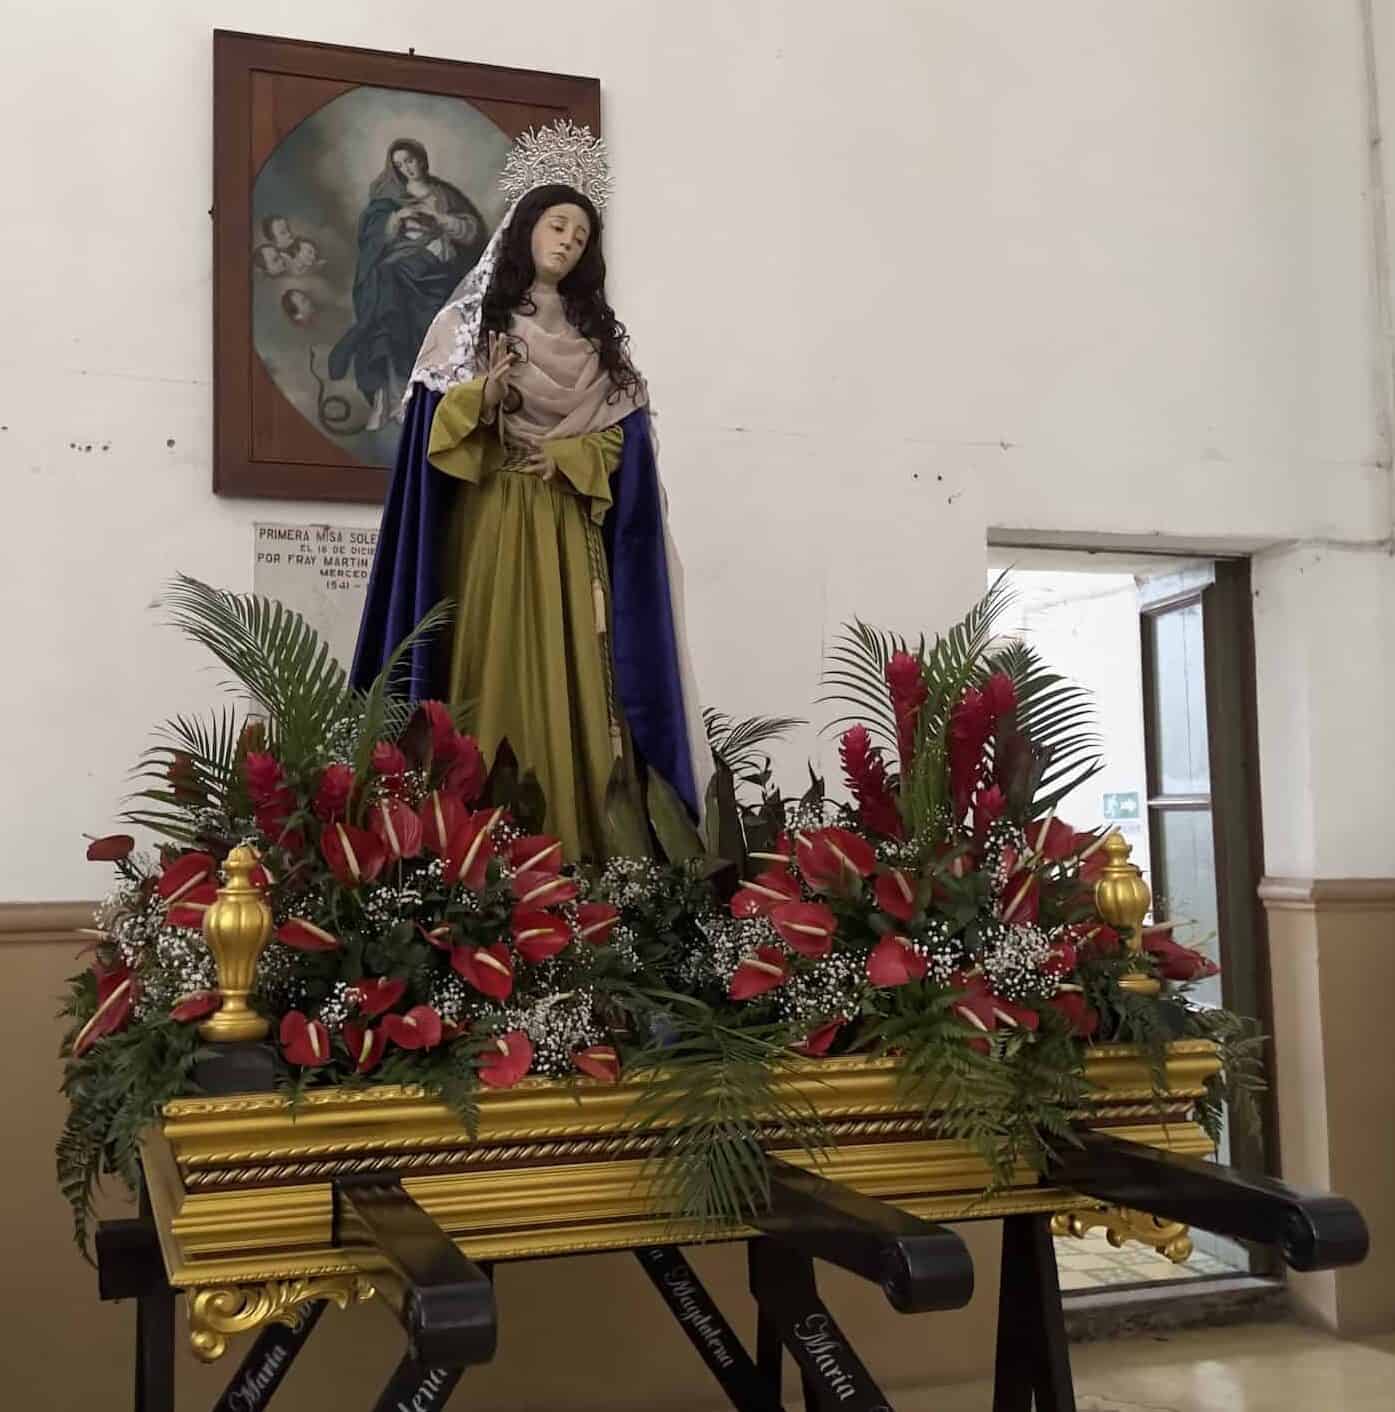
<box><xmin>480</xmin><ymin>183</ymin><xmax>642</xmax><ymax>403</ymax></box>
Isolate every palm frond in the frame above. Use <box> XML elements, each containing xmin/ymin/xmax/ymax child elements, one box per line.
<box><xmin>121</xmin><ymin>705</ymin><xmax>246</xmax><ymax>841</ymax></box>
<box><xmin>702</xmin><ymin>709</ymin><xmax>805</xmax><ymax>777</ymax></box>
<box><xmin>351</xmin><ymin>600</ymin><xmax>455</xmax><ymax>776</ymax></box>
<box><xmin>158</xmin><ymin>576</ymin><xmax>352</xmax><ymax>763</ymax></box>
<box><xmin>817</xmin><ymin>619</ymin><xmax>914</xmax><ymax>749</ymax></box>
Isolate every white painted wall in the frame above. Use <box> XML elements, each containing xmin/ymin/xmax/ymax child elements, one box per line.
<box><xmin>3</xmin><ymin>1</ymin><xmax>1392</xmax><ymax>899</ymax></box>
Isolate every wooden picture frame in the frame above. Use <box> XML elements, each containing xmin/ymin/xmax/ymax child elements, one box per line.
<box><xmin>212</xmin><ymin>30</ymin><xmax>600</xmax><ymax>503</ymax></box>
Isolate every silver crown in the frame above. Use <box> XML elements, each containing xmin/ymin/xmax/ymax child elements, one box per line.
<box><xmin>498</xmin><ymin>119</ymin><xmax>612</xmax><ymax>212</ymax></box>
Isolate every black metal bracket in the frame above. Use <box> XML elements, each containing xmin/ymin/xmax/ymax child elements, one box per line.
<box><xmin>1052</xmin><ymin>1131</ymin><xmax>1370</xmax><ymax>1272</ymax></box>
<box><xmin>331</xmin><ymin>1176</ymin><xmax>498</xmax><ymax>1370</ymax></box>
<box><xmin>754</xmin><ymin>1157</ymin><xmax>975</xmax><ymax>1313</ymax></box>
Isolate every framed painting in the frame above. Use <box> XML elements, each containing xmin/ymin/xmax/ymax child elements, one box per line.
<box><xmin>213</xmin><ymin>30</ymin><xmax>600</xmax><ymax>502</ymax></box>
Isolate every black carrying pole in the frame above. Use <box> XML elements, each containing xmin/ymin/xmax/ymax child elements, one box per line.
<box><xmin>991</xmin><ymin>1215</ymin><xmax>1074</xmax><ymax>1412</ymax></box>
<box><xmin>96</xmin><ymin>1183</ymin><xmax>175</xmax><ymax>1412</ymax></box>
<box><xmin>209</xmin><ymin>1301</ymin><xmax>327</xmax><ymax>1412</ymax></box>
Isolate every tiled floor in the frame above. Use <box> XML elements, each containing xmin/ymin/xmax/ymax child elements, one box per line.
<box><xmin>1055</xmin><ymin>1229</ymin><xmax>1240</xmax><ymax>1290</ymax></box>
<box><xmin>896</xmin><ymin>1323</ymin><xmax>1395</xmax><ymax>1411</ymax></box>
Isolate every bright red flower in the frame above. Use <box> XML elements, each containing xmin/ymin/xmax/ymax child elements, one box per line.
<box><xmin>1143</xmin><ymin>927</ymin><xmax>1221</xmax><ymax>982</ymax></box>
<box><xmin>276</xmin><ymin>917</ymin><xmax>342</xmax><ymax>951</ymax></box>
<box><xmin>86</xmin><ymin>834</ymin><xmax>135</xmax><ymax>862</ymax></box>
<box><xmin>747</xmin><ymin>833</ymin><xmax>794</xmax><ymax>870</ymax></box>
<box><xmin>371</xmin><ymin>741</ymin><xmax>408</xmax><ymax>778</ymax></box>
<box><xmin>999</xmin><ymin>854</ymin><xmax>1041</xmax><ymax>925</ymax></box>
<box><xmin>573</xmin><ymin>1045</ymin><xmax>621</xmax><ymax>1083</ymax></box>
<box><xmin>442</xmin><ymin>809</ymin><xmax>500</xmax><ymax>890</ymax></box>
<box><xmin>729</xmin><ymin>946</ymin><xmax>790</xmax><ymax>1001</ymax></box>
<box><xmin>886</xmin><ymin>651</ymin><xmax>928</xmax><ymax>769</ymax></box>
<box><xmin>983</xmin><ymin>671</ymin><xmax>1017</xmax><ymax>720</ymax></box>
<box><xmin>511</xmin><ymin>871</ymin><xmax>579</xmax><ymax>909</ymax></box>
<box><xmin>1028</xmin><ymin>814</ymin><xmax>1078</xmax><ymax>864</ymax></box>
<box><xmin>166</xmin><ymin>881</ymin><xmax>218</xmax><ymax>930</ymax></box>
<box><xmin>279</xmin><ymin>1011</ymin><xmax>330</xmax><ymax>1067</ymax></box>
<box><xmin>1075</xmin><ymin>830</ymin><xmax>1114</xmax><ymax>882</ymax></box>
<box><xmin>972</xmin><ymin>785</ymin><xmax>1008</xmax><ymax>838</ymax></box>
<box><xmin>243</xmin><ymin>752</ymin><xmax>285</xmax><ymax>807</ymax></box>
<box><xmin>575</xmin><ymin>902</ymin><xmax>620</xmax><ymax>945</ymax></box>
<box><xmin>839</xmin><ymin>725</ymin><xmax>903</xmax><ymax>840</ymax></box>
<box><xmin>442</xmin><ymin>735</ymin><xmax>486</xmax><ymax>802</ymax></box>
<box><xmin>795</xmin><ymin>827</ymin><xmax>877</xmax><ymax>895</ymax></box>
<box><xmin>72</xmin><ymin>961</ymin><xmax>137</xmax><ymax>1057</ymax></box>
<box><xmin>730</xmin><ymin>870</ymin><xmax>801</xmax><ymax>918</ymax></box>
<box><xmin>867</xmin><ymin>935</ymin><xmax>928</xmax><ymax>987</ymax></box>
<box><xmin>417</xmin><ymin>701</ymin><xmax>458</xmax><ymax>761</ymax></box>
<box><xmin>343</xmin><ymin>1022</ymin><xmax>386</xmax><ymax>1074</ymax></box>
<box><xmin>874</xmin><ymin>868</ymin><xmax>918</xmax><ymax>924</ymax></box>
<box><xmin>452</xmin><ymin>942</ymin><xmax>514</xmax><ymax>1000</ymax></box>
<box><xmin>355</xmin><ymin>976</ymin><xmax>407</xmax><ymax>1018</ymax></box>
<box><xmin>509</xmin><ymin>835</ymin><xmax>564</xmax><ymax>877</ymax></box>
<box><xmin>511</xmin><ymin>910</ymin><xmax>571</xmax><ymax>964</ymax></box>
<box><xmin>368</xmin><ymin>797</ymin><xmax>423</xmax><ymax>861</ymax></box>
<box><xmin>794</xmin><ymin>1019</ymin><xmax>845</xmax><ymax>1057</ymax></box>
<box><xmin>169</xmin><ymin>989</ymin><xmax>220</xmax><ymax>1024</ymax></box>
<box><xmin>419</xmin><ymin>789</ymin><xmax>466</xmax><ymax>856</ymax></box>
<box><xmin>1043</xmin><ymin>939</ymin><xmax>1078</xmax><ymax>977</ymax></box>
<box><xmin>321</xmin><ymin>821</ymin><xmax>387</xmax><ymax>888</ymax></box>
<box><xmin>255</xmin><ymin>787</ymin><xmax>304</xmax><ymax>854</ymax></box>
<box><xmin>416</xmin><ymin>922</ymin><xmax>457</xmax><ymax>951</ymax></box>
<box><xmin>949</xmin><ymin>971</ymin><xmax>999</xmax><ymax>1038</ymax></box>
<box><xmin>989</xmin><ymin>997</ymin><xmax>1041</xmax><ymax>1032</ymax></box>
<box><xmin>156</xmin><ymin>851</ymin><xmax>216</xmax><ymax>902</ymax></box>
<box><xmin>1050</xmin><ymin>988</ymin><xmax>1100</xmax><ymax>1039</ymax></box>
<box><xmin>770</xmin><ymin>901</ymin><xmax>837</xmax><ymax>957</ymax></box>
<box><xmin>478</xmin><ymin>1030</ymin><xmax>533</xmax><ymax>1089</ymax></box>
<box><xmin>313</xmin><ymin>763</ymin><xmax>355</xmax><ymax>822</ymax></box>
<box><xmin>381</xmin><ymin>1005</ymin><xmax>444</xmax><ymax>1051</ymax></box>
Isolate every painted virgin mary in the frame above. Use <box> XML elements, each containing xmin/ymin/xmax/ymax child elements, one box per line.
<box><xmin>329</xmin><ymin>139</ymin><xmax>490</xmax><ymax>431</ymax></box>
<box><xmin>352</xmin><ymin>138</ymin><xmax>708</xmax><ymax>860</ymax></box>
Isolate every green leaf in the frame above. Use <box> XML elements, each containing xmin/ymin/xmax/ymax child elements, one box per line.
<box><xmin>647</xmin><ymin>769</ymin><xmax>706</xmax><ymax>864</ymax></box>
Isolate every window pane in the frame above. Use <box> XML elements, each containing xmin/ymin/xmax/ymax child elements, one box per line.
<box><xmin>1146</xmin><ymin>601</ymin><xmax>1210</xmax><ymax>795</ymax></box>
<box><xmin>1151</xmin><ymin>806</ymin><xmax>1222</xmax><ymax>1009</ymax></box>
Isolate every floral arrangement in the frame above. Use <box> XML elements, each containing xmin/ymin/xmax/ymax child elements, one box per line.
<box><xmin>57</xmin><ymin>577</ymin><xmax>1262</xmax><ymax>1249</ymax></box>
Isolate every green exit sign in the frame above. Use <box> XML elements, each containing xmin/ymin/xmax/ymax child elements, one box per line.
<box><xmin>1102</xmin><ymin>792</ymin><xmax>1141</xmax><ymax>820</ymax></box>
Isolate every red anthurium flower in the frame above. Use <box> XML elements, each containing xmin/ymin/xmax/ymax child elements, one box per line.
<box><xmin>442</xmin><ymin>809</ymin><xmax>500</xmax><ymax>890</ymax></box>
<box><xmin>419</xmin><ymin>789</ymin><xmax>467</xmax><ymax>856</ymax></box>
<box><xmin>511</xmin><ymin>910</ymin><xmax>571</xmax><ymax>964</ymax></box>
<box><xmin>1143</xmin><ymin>927</ymin><xmax>1221</xmax><ymax>982</ymax></box>
<box><xmin>452</xmin><ymin>942</ymin><xmax>514</xmax><ymax>1000</ymax></box>
<box><xmin>371</xmin><ymin>741</ymin><xmax>408</xmax><ymax>778</ymax></box>
<box><xmin>322</xmin><ymin>821</ymin><xmax>387</xmax><ymax>888</ymax></box>
<box><xmin>972</xmin><ymin>785</ymin><xmax>1008</xmax><ymax>838</ymax></box>
<box><xmin>369</xmin><ymin>797</ymin><xmax>423</xmax><ymax>861</ymax></box>
<box><xmin>442</xmin><ymin>735</ymin><xmax>486</xmax><ymax>802</ymax></box>
<box><xmin>355</xmin><ymin>976</ymin><xmax>407</xmax><ymax>1018</ymax></box>
<box><xmin>279</xmin><ymin>1011</ymin><xmax>330</xmax><ymax>1067</ymax></box>
<box><xmin>381</xmin><ymin>1005</ymin><xmax>444</xmax><ymax>1051</ymax></box>
<box><xmin>72</xmin><ymin>962</ymin><xmax>137</xmax><ymax>1057</ymax></box>
<box><xmin>255</xmin><ymin>787</ymin><xmax>304</xmax><ymax>854</ymax></box>
<box><xmin>770</xmin><ymin>901</ymin><xmax>837</xmax><ymax>958</ymax></box>
<box><xmin>867</xmin><ymin>935</ymin><xmax>929</xmax><ymax>987</ymax></box>
<box><xmin>1050</xmin><ymin>987</ymin><xmax>1100</xmax><ymax>1039</ymax></box>
<box><xmin>157</xmin><ymin>851</ymin><xmax>216</xmax><ymax>902</ymax></box>
<box><xmin>509</xmin><ymin>835</ymin><xmax>565</xmax><ymax>877</ymax></box>
<box><xmin>1066</xmin><ymin>922</ymin><xmax>1121</xmax><ymax>956</ymax></box>
<box><xmin>730</xmin><ymin>869</ymin><xmax>801</xmax><ymax>919</ymax></box>
<box><xmin>1029</xmin><ymin>814</ymin><xmax>1078</xmax><ymax>864</ymax></box>
<box><xmin>342</xmin><ymin>1022</ymin><xmax>387</xmax><ymax>1074</ymax></box>
<box><xmin>874</xmin><ymin>869</ymin><xmax>917</xmax><ymax>924</ymax></box>
<box><xmin>989</xmin><ymin>997</ymin><xmax>1041</xmax><ymax>1032</ymax></box>
<box><xmin>573</xmin><ymin>1045</ymin><xmax>621</xmax><ymax>1083</ymax></box>
<box><xmin>243</xmin><ymin>752</ymin><xmax>285</xmax><ymax>806</ymax></box>
<box><xmin>416</xmin><ymin>922</ymin><xmax>457</xmax><ymax>951</ymax></box>
<box><xmin>839</xmin><ymin>725</ymin><xmax>904</xmax><ymax>840</ymax></box>
<box><xmin>747</xmin><ymin>833</ymin><xmax>794</xmax><ymax>870</ymax></box>
<box><xmin>886</xmin><ymin>651</ymin><xmax>928</xmax><ymax>769</ymax></box>
<box><xmin>729</xmin><ymin>946</ymin><xmax>790</xmax><ymax>1001</ymax></box>
<box><xmin>999</xmin><ymin>860</ymin><xmax>1041</xmax><ymax>926</ymax></box>
<box><xmin>313</xmin><ymin>762</ymin><xmax>356</xmax><ymax>821</ymax></box>
<box><xmin>1075</xmin><ymin>829</ymin><xmax>1115</xmax><ymax>882</ymax></box>
<box><xmin>796</xmin><ymin>827</ymin><xmax>877</xmax><ymax>895</ymax></box>
<box><xmin>478</xmin><ymin>1030</ymin><xmax>534</xmax><ymax>1089</ymax></box>
<box><xmin>417</xmin><ymin>701</ymin><xmax>459</xmax><ymax>761</ymax></box>
<box><xmin>575</xmin><ymin>901</ymin><xmax>620</xmax><ymax>945</ymax></box>
<box><xmin>86</xmin><ymin>834</ymin><xmax>135</xmax><ymax>862</ymax></box>
<box><xmin>949</xmin><ymin>972</ymin><xmax>999</xmax><ymax>1037</ymax></box>
<box><xmin>167</xmin><ymin>881</ymin><xmax>218</xmax><ymax>930</ymax></box>
<box><xmin>794</xmin><ymin>1019</ymin><xmax>845</xmax><ymax>1057</ymax></box>
<box><xmin>511</xmin><ymin>871</ymin><xmax>579</xmax><ymax>909</ymax></box>
<box><xmin>276</xmin><ymin>917</ymin><xmax>342</xmax><ymax>952</ymax></box>
<box><xmin>1043</xmin><ymin>939</ymin><xmax>1078</xmax><ymax>977</ymax></box>
<box><xmin>169</xmin><ymin>989</ymin><xmax>220</xmax><ymax>1024</ymax></box>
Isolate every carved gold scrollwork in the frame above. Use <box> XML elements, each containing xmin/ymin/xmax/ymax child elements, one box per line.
<box><xmin>187</xmin><ymin>1275</ymin><xmax>375</xmax><ymax>1362</ymax></box>
<box><xmin>1051</xmin><ymin>1206</ymin><xmax>1194</xmax><ymax>1264</ymax></box>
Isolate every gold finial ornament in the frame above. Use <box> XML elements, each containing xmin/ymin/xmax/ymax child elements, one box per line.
<box><xmin>1092</xmin><ymin>831</ymin><xmax>1161</xmax><ymax>996</ymax></box>
<box><xmin>199</xmin><ymin>846</ymin><xmax>273</xmax><ymax>1041</ymax></box>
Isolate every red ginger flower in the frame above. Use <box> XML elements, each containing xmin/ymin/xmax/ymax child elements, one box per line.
<box><xmin>479</xmin><ymin>1030</ymin><xmax>533</xmax><ymax>1089</ymax></box>
<box><xmin>279</xmin><ymin>1011</ymin><xmax>330</xmax><ymax>1067</ymax></box>
<box><xmin>312</xmin><ymin>763</ymin><xmax>355</xmax><ymax>821</ymax></box>
<box><xmin>442</xmin><ymin>736</ymin><xmax>487</xmax><ymax>803</ymax></box>
<box><xmin>972</xmin><ymin>785</ymin><xmax>1008</xmax><ymax>838</ymax></box>
<box><xmin>729</xmin><ymin>946</ymin><xmax>790</xmax><ymax>1001</ymax></box>
<box><xmin>573</xmin><ymin>1045</ymin><xmax>621</xmax><ymax>1083</ymax></box>
<box><xmin>839</xmin><ymin>725</ymin><xmax>903</xmax><ymax>840</ymax></box>
<box><xmin>243</xmin><ymin>752</ymin><xmax>285</xmax><ymax>807</ymax></box>
<box><xmin>371</xmin><ymin>741</ymin><xmax>408</xmax><ymax>778</ymax></box>
<box><xmin>417</xmin><ymin>701</ymin><xmax>459</xmax><ymax>761</ymax></box>
<box><xmin>886</xmin><ymin>651</ymin><xmax>928</xmax><ymax>770</ymax></box>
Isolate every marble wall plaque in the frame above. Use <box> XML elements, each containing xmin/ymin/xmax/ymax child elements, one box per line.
<box><xmin>252</xmin><ymin>522</ymin><xmax>378</xmax><ymax>671</ymax></box>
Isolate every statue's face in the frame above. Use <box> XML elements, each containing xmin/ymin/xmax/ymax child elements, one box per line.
<box><xmin>530</xmin><ymin>203</ymin><xmax>591</xmax><ymax>283</ymax></box>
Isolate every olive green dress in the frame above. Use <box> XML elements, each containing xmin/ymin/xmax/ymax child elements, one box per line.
<box><xmin>427</xmin><ymin>378</ymin><xmax>626</xmax><ymax>860</ymax></box>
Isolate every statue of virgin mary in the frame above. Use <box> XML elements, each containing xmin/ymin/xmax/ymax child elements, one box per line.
<box><xmin>351</xmin><ymin>123</ymin><xmax>710</xmax><ymax>860</ymax></box>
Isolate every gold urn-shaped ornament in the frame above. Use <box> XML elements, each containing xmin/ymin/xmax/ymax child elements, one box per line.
<box><xmin>198</xmin><ymin>846</ymin><xmax>273</xmax><ymax>1042</ymax></box>
<box><xmin>1092</xmin><ymin>831</ymin><xmax>1161</xmax><ymax>996</ymax></box>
